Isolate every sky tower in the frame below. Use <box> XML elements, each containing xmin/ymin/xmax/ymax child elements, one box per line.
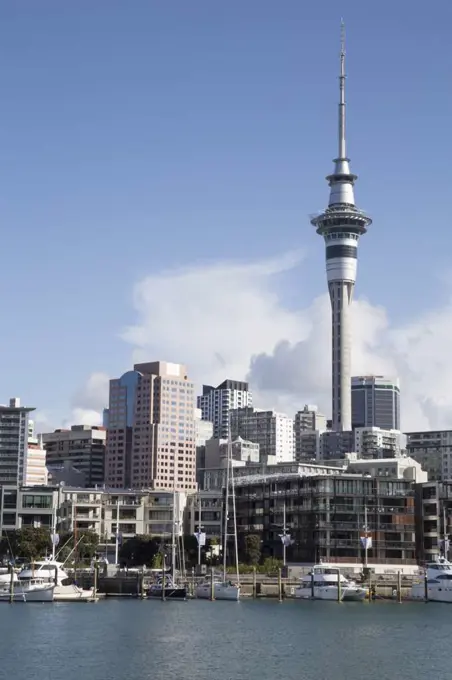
<box><xmin>310</xmin><ymin>24</ymin><xmax>372</xmax><ymax>432</ymax></box>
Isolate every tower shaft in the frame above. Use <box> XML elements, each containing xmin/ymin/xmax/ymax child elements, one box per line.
<box><xmin>329</xmin><ymin>281</ymin><xmax>353</xmax><ymax>431</ymax></box>
<box><xmin>310</xmin><ymin>23</ymin><xmax>372</xmax><ymax>432</ymax></box>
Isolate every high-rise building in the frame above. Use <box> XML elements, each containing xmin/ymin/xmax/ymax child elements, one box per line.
<box><xmin>105</xmin><ymin>369</ymin><xmax>141</xmax><ymax>488</ymax></box>
<box><xmin>351</xmin><ymin>376</ymin><xmax>400</xmax><ymax>430</ymax></box>
<box><xmin>294</xmin><ymin>405</ymin><xmax>327</xmax><ymax>462</ymax></box>
<box><xmin>0</xmin><ymin>398</ymin><xmax>34</xmax><ymax>486</ymax></box>
<box><xmin>295</xmin><ymin>405</ymin><xmax>327</xmax><ymax>433</ymax></box>
<box><xmin>197</xmin><ymin>379</ymin><xmax>252</xmax><ymax>439</ymax></box>
<box><xmin>310</xmin><ymin>26</ymin><xmax>372</xmax><ymax>432</ymax></box>
<box><xmin>319</xmin><ymin>430</ymin><xmax>354</xmax><ymax>460</ymax></box>
<box><xmin>106</xmin><ymin>362</ymin><xmax>197</xmax><ymax>492</ymax></box>
<box><xmin>230</xmin><ymin>407</ymin><xmax>294</xmax><ymax>463</ymax></box>
<box><xmin>42</xmin><ymin>425</ymin><xmax>106</xmax><ymax>487</ymax></box>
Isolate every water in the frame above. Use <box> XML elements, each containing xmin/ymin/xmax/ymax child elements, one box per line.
<box><xmin>1</xmin><ymin>599</ymin><xmax>450</xmax><ymax>680</ymax></box>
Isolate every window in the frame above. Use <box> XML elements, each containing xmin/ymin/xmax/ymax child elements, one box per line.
<box><xmin>22</xmin><ymin>495</ymin><xmax>52</xmax><ymax>509</ymax></box>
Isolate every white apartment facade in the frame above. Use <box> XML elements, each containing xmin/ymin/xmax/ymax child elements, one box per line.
<box><xmin>197</xmin><ymin>379</ymin><xmax>252</xmax><ymax>439</ymax></box>
<box><xmin>25</xmin><ymin>420</ymin><xmax>48</xmax><ymax>486</ymax></box>
<box><xmin>354</xmin><ymin>427</ymin><xmax>402</xmax><ymax>459</ymax></box>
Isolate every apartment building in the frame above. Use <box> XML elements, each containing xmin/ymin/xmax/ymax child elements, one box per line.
<box><xmin>184</xmin><ymin>490</ymin><xmax>223</xmax><ymax>539</ymax></box>
<box><xmin>197</xmin><ymin>379</ymin><xmax>252</xmax><ymax>439</ymax></box>
<box><xmin>405</xmin><ymin>430</ymin><xmax>452</xmax><ymax>481</ymax></box>
<box><xmin>354</xmin><ymin>427</ymin><xmax>401</xmax><ymax>459</ymax></box>
<box><xmin>232</xmin><ymin>471</ymin><xmax>416</xmax><ymax>568</ymax></box>
<box><xmin>230</xmin><ymin>407</ymin><xmax>294</xmax><ymax>463</ymax></box>
<box><xmin>414</xmin><ymin>481</ymin><xmax>452</xmax><ymax>562</ymax></box>
<box><xmin>42</xmin><ymin>425</ymin><xmax>106</xmax><ymax>488</ymax></box>
<box><xmin>0</xmin><ymin>485</ymin><xmax>58</xmax><ymax>533</ymax></box>
<box><xmin>106</xmin><ymin>361</ymin><xmax>197</xmax><ymax>492</ymax></box>
<box><xmin>0</xmin><ymin>485</ymin><xmax>187</xmax><ymax>547</ymax></box>
<box><xmin>204</xmin><ymin>437</ymin><xmax>260</xmax><ymax>469</ymax></box>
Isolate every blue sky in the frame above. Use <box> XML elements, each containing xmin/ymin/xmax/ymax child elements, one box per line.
<box><xmin>1</xmin><ymin>1</ymin><xmax>452</xmax><ymax>428</ymax></box>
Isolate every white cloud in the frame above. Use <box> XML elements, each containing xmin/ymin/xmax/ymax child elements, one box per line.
<box><xmin>112</xmin><ymin>253</ymin><xmax>452</xmax><ymax>432</ymax></box>
<box><xmin>66</xmin><ymin>254</ymin><xmax>451</xmax><ymax>433</ymax></box>
<box><xmin>63</xmin><ymin>372</ymin><xmax>109</xmax><ymax>429</ymax></box>
<box><xmin>121</xmin><ymin>253</ymin><xmax>305</xmax><ymax>387</ymax></box>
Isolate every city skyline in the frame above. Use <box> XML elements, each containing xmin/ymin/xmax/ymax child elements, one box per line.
<box><xmin>1</xmin><ymin>3</ymin><xmax>452</xmax><ymax>431</ymax></box>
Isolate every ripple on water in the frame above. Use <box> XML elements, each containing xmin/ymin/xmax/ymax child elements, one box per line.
<box><xmin>0</xmin><ymin>599</ymin><xmax>450</xmax><ymax>680</ymax></box>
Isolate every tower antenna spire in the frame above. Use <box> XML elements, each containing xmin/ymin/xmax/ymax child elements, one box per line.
<box><xmin>339</xmin><ymin>19</ymin><xmax>346</xmax><ymax>160</ymax></box>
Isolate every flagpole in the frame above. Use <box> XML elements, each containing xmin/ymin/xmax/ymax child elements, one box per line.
<box><xmin>364</xmin><ymin>505</ymin><xmax>368</xmax><ymax>569</ymax></box>
<box><xmin>197</xmin><ymin>493</ymin><xmax>202</xmax><ymax>566</ymax></box>
<box><xmin>51</xmin><ymin>501</ymin><xmax>57</xmax><ymax>560</ymax></box>
<box><xmin>283</xmin><ymin>501</ymin><xmax>287</xmax><ymax>567</ymax></box>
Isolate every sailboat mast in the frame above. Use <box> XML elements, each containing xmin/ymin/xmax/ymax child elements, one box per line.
<box><xmin>223</xmin><ymin>437</ymin><xmax>230</xmax><ymax>582</ymax></box>
<box><xmin>51</xmin><ymin>501</ymin><xmax>57</xmax><ymax>560</ymax></box>
<box><xmin>114</xmin><ymin>497</ymin><xmax>120</xmax><ymax>565</ymax></box>
<box><xmin>230</xmin><ymin>445</ymin><xmax>239</xmax><ymax>585</ymax></box>
<box><xmin>443</xmin><ymin>504</ymin><xmax>448</xmax><ymax>558</ymax></box>
<box><xmin>171</xmin><ymin>483</ymin><xmax>176</xmax><ymax>583</ymax></box>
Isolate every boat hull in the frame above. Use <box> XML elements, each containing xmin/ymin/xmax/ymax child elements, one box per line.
<box><xmin>295</xmin><ymin>586</ymin><xmax>367</xmax><ymax>601</ymax></box>
<box><xmin>53</xmin><ymin>585</ymin><xmax>96</xmax><ymax>601</ymax></box>
<box><xmin>195</xmin><ymin>583</ymin><xmax>240</xmax><ymax>601</ymax></box>
<box><xmin>148</xmin><ymin>587</ymin><xmax>187</xmax><ymax>600</ymax></box>
<box><xmin>0</xmin><ymin>585</ymin><xmax>54</xmax><ymax>602</ymax></box>
<box><xmin>412</xmin><ymin>583</ymin><xmax>452</xmax><ymax>603</ymax></box>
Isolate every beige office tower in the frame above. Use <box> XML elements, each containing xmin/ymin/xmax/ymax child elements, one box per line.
<box><xmin>106</xmin><ymin>361</ymin><xmax>197</xmax><ymax>492</ymax></box>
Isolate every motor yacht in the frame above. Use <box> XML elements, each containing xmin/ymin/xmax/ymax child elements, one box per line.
<box><xmin>195</xmin><ymin>579</ymin><xmax>240</xmax><ymax>601</ymax></box>
<box><xmin>0</xmin><ymin>577</ymin><xmax>55</xmax><ymax>602</ymax></box>
<box><xmin>18</xmin><ymin>559</ymin><xmax>96</xmax><ymax>602</ymax></box>
<box><xmin>295</xmin><ymin>563</ymin><xmax>367</xmax><ymax>601</ymax></box>
<box><xmin>412</xmin><ymin>556</ymin><xmax>452</xmax><ymax>603</ymax></box>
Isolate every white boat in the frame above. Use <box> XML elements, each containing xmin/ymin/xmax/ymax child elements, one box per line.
<box><xmin>195</xmin><ymin>579</ymin><xmax>240</xmax><ymax>601</ymax></box>
<box><xmin>0</xmin><ymin>569</ymin><xmax>18</xmax><ymax>585</ymax></box>
<box><xmin>18</xmin><ymin>560</ymin><xmax>96</xmax><ymax>602</ymax></box>
<box><xmin>412</xmin><ymin>556</ymin><xmax>452</xmax><ymax>602</ymax></box>
<box><xmin>0</xmin><ymin>578</ymin><xmax>55</xmax><ymax>602</ymax></box>
<box><xmin>295</xmin><ymin>564</ymin><xmax>368</xmax><ymax>601</ymax></box>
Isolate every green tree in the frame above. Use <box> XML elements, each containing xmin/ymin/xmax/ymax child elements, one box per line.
<box><xmin>0</xmin><ymin>527</ymin><xmax>52</xmax><ymax>562</ymax></box>
<box><xmin>259</xmin><ymin>557</ymin><xmax>283</xmax><ymax>575</ymax></box>
<box><xmin>244</xmin><ymin>534</ymin><xmax>261</xmax><ymax>565</ymax></box>
<box><xmin>119</xmin><ymin>535</ymin><xmax>160</xmax><ymax>567</ymax></box>
<box><xmin>53</xmin><ymin>530</ymin><xmax>99</xmax><ymax>564</ymax></box>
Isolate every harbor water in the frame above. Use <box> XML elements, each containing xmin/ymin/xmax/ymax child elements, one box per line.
<box><xmin>1</xmin><ymin>599</ymin><xmax>450</xmax><ymax>680</ymax></box>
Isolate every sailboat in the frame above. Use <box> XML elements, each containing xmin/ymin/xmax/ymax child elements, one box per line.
<box><xmin>148</xmin><ymin>485</ymin><xmax>186</xmax><ymax>600</ymax></box>
<box><xmin>195</xmin><ymin>427</ymin><xmax>240</xmax><ymax>601</ymax></box>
